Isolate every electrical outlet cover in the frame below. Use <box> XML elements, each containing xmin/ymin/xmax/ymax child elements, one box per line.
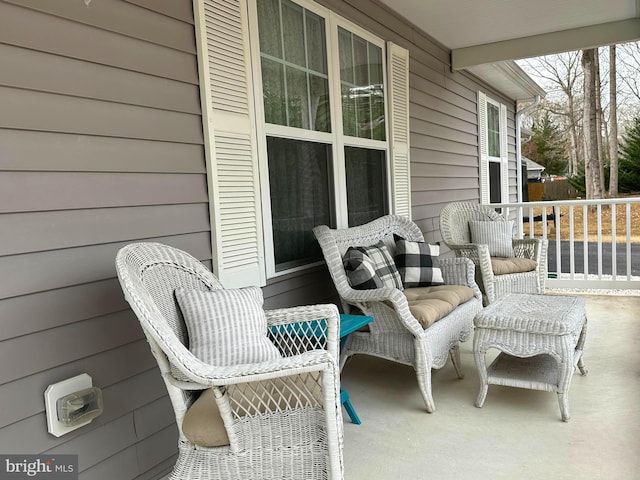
<box><xmin>45</xmin><ymin>373</ymin><xmax>95</xmax><ymax>437</ymax></box>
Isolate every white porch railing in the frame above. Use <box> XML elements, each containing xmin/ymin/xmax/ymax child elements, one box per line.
<box><xmin>494</xmin><ymin>197</ymin><xmax>640</xmax><ymax>290</ymax></box>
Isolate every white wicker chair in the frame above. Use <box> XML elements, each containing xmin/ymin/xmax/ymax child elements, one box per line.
<box><xmin>313</xmin><ymin>215</ymin><xmax>482</xmax><ymax>413</ymax></box>
<box><xmin>439</xmin><ymin>202</ymin><xmax>549</xmax><ymax>305</ymax></box>
<box><xmin>115</xmin><ymin>242</ymin><xmax>343</xmax><ymax>480</ymax></box>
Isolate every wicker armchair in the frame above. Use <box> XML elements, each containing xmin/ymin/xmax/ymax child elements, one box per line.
<box><xmin>115</xmin><ymin>242</ymin><xmax>343</xmax><ymax>480</ymax></box>
<box><xmin>439</xmin><ymin>202</ymin><xmax>548</xmax><ymax>305</ymax></box>
<box><xmin>313</xmin><ymin>215</ymin><xmax>482</xmax><ymax>413</ymax></box>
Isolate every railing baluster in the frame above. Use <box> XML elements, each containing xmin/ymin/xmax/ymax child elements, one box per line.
<box><xmin>597</xmin><ymin>204</ymin><xmax>603</xmax><ymax>279</ymax></box>
<box><xmin>583</xmin><ymin>204</ymin><xmax>589</xmax><ymax>280</ymax></box>
<box><xmin>556</xmin><ymin>205</ymin><xmax>562</xmax><ymax>276</ymax></box>
<box><xmin>569</xmin><ymin>205</ymin><xmax>575</xmax><ymax>278</ymax></box>
<box><xmin>627</xmin><ymin>202</ymin><xmax>632</xmax><ymax>281</ymax></box>
<box><xmin>611</xmin><ymin>203</ymin><xmax>617</xmax><ymax>280</ymax></box>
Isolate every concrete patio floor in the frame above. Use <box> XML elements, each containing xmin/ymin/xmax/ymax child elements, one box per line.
<box><xmin>340</xmin><ymin>294</ymin><xmax>640</xmax><ymax>480</ymax></box>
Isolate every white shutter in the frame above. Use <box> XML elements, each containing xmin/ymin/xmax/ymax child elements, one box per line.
<box><xmin>499</xmin><ymin>103</ymin><xmax>509</xmax><ymax>203</ymax></box>
<box><xmin>387</xmin><ymin>42</ymin><xmax>411</xmax><ymax>219</ymax></box>
<box><xmin>477</xmin><ymin>91</ymin><xmax>490</xmax><ymax>204</ymax></box>
<box><xmin>194</xmin><ymin>0</ymin><xmax>265</xmax><ymax>287</ymax></box>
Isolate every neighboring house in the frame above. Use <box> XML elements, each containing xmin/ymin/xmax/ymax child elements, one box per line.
<box><xmin>1</xmin><ymin>0</ymin><xmax>635</xmax><ymax>478</ymax></box>
<box><xmin>524</xmin><ymin>157</ymin><xmax>546</xmax><ymax>181</ymax></box>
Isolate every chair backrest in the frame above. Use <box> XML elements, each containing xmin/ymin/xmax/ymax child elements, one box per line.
<box><xmin>440</xmin><ymin>202</ymin><xmax>507</xmax><ymax>246</ymax></box>
<box><xmin>115</xmin><ymin>242</ymin><xmax>223</xmax><ymax>376</ymax></box>
<box><xmin>313</xmin><ymin>215</ymin><xmax>422</xmax><ymax>297</ymax></box>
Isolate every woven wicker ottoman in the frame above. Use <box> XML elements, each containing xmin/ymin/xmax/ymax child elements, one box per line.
<box><xmin>473</xmin><ymin>293</ymin><xmax>587</xmax><ymax>421</ymax></box>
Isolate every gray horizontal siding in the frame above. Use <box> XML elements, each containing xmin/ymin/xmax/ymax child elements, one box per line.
<box><xmin>0</xmin><ymin>0</ymin><xmax>206</xmax><ymax>478</ymax></box>
<box><xmin>5</xmin><ymin>0</ymin><xmax>196</xmax><ymax>53</ymax></box>
<box><xmin>0</xmin><ymin>1</ymin><xmax>197</xmax><ymax>83</ymax></box>
<box><xmin>0</xmin><ymin>130</ymin><xmax>206</xmax><ymax>173</ymax></box>
<box><xmin>0</xmin><ymin>44</ymin><xmax>200</xmax><ymax>114</ymax></box>
<box><xmin>0</xmin><ymin>87</ymin><xmax>203</xmax><ymax>142</ymax></box>
<box><xmin>0</xmin><ymin>172</ymin><xmax>208</xmax><ymax>213</ymax></box>
<box><xmin>0</xmin><ymin>232</ymin><xmax>211</xmax><ymax>299</ymax></box>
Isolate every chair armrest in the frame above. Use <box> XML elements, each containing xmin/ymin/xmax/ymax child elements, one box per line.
<box><xmin>439</xmin><ymin>257</ymin><xmax>483</xmax><ymax>303</ymax></box>
<box><xmin>169</xmin><ymin>348</ymin><xmax>338</xmax><ymax>389</ymax></box>
<box><xmin>265</xmin><ymin>304</ymin><xmax>340</xmax><ymax>363</ymax></box>
<box><xmin>446</xmin><ymin>243</ymin><xmax>494</xmax><ymax>280</ymax></box>
<box><xmin>338</xmin><ymin>286</ymin><xmax>424</xmax><ymax>336</ymax></box>
<box><xmin>513</xmin><ymin>237</ymin><xmax>547</xmax><ymax>263</ymax></box>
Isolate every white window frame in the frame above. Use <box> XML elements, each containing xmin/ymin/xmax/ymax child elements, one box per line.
<box><xmin>477</xmin><ymin>91</ymin><xmax>509</xmax><ymax>205</ymax></box>
<box><xmin>248</xmin><ymin>0</ymin><xmax>393</xmax><ymax>278</ymax></box>
<box><xmin>193</xmin><ymin>0</ymin><xmax>410</xmax><ymax>286</ymax></box>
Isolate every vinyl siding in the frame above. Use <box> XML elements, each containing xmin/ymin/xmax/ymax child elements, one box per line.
<box><xmin>0</xmin><ymin>0</ymin><xmax>206</xmax><ymax>478</ymax></box>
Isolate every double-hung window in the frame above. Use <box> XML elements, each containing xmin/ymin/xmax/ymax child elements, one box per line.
<box><xmin>193</xmin><ymin>0</ymin><xmax>409</xmax><ymax>286</ymax></box>
<box><xmin>477</xmin><ymin>91</ymin><xmax>508</xmax><ymax>204</ymax></box>
<box><xmin>253</xmin><ymin>0</ymin><xmax>407</xmax><ymax>276</ymax></box>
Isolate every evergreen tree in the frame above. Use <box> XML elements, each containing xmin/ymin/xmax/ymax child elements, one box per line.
<box><xmin>618</xmin><ymin>116</ymin><xmax>640</xmax><ymax>193</ymax></box>
<box><xmin>522</xmin><ymin>113</ymin><xmax>568</xmax><ymax>176</ymax></box>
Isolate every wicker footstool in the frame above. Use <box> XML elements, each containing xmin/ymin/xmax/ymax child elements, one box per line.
<box><xmin>473</xmin><ymin>293</ymin><xmax>587</xmax><ymax>421</ymax></box>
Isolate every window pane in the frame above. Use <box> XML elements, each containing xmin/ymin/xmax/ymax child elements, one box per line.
<box><xmin>268</xmin><ymin>137</ymin><xmax>333</xmax><ymax>271</ymax></box>
<box><xmin>345</xmin><ymin>147</ymin><xmax>387</xmax><ymax>226</ymax></box>
<box><xmin>338</xmin><ymin>28</ymin><xmax>354</xmax><ymax>84</ymax></box>
<box><xmin>257</xmin><ymin>0</ymin><xmax>330</xmax><ymax>132</ymax></box>
<box><xmin>487</xmin><ymin>103</ymin><xmax>500</xmax><ymax>157</ymax></box>
<box><xmin>489</xmin><ymin>161</ymin><xmax>502</xmax><ymax>203</ymax></box>
<box><xmin>309</xmin><ymin>74</ymin><xmax>331</xmax><ymax>132</ymax></box>
<box><xmin>285</xmin><ymin>66</ymin><xmax>309</xmax><ymax>128</ymax></box>
<box><xmin>257</xmin><ymin>0</ymin><xmax>282</xmax><ymax>58</ymax></box>
<box><xmin>262</xmin><ymin>58</ymin><xmax>286</xmax><ymax>125</ymax></box>
<box><xmin>282</xmin><ymin>0</ymin><xmax>305</xmax><ymax>67</ymax></box>
<box><xmin>338</xmin><ymin>28</ymin><xmax>386</xmax><ymax>141</ymax></box>
<box><xmin>306</xmin><ymin>10</ymin><xmax>327</xmax><ymax>74</ymax></box>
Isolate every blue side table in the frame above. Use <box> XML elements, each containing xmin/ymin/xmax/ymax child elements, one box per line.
<box><xmin>339</xmin><ymin>313</ymin><xmax>373</xmax><ymax>425</ymax></box>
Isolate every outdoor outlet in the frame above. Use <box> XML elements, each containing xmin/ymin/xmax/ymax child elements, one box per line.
<box><xmin>45</xmin><ymin>373</ymin><xmax>103</xmax><ymax>437</ymax></box>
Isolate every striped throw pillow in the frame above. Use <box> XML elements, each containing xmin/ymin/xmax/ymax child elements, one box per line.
<box><xmin>469</xmin><ymin>220</ymin><xmax>515</xmax><ymax>257</ymax></box>
<box><xmin>175</xmin><ymin>287</ymin><xmax>281</xmax><ymax>366</ymax></box>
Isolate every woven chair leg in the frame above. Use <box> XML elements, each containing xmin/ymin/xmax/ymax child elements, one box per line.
<box><xmin>449</xmin><ymin>344</ymin><xmax>464</xmax><ymax>379</ymax></box>
<box><xmin>415</xmin><ymin>365</ymin><xmax>435</xmax><ymax>413</ymax></box>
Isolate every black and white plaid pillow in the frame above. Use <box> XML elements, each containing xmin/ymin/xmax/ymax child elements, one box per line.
<box><xmin>352</xmin><ymin>241</ymin><xmax>403</xmax><ymax>290</ymax></box>
<box><xmin>394</xmin><ymin>236</ymin><xmax>445</xmax><ymax>288</ymax></box>
<box><xmin>343</xmin><ymin>248</ymin><xmax>384</xmax><ymax>290</ymax></box>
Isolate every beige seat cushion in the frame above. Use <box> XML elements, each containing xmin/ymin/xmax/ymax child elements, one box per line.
<box><xmin>491</xmin><ymin>257</ymin><xmax>537</xmax><ymax>275</ymax></box>
<box><xmin>403</xmin><ymin>285</ymin><xmax>475</xmax><ymax>328</ymax></box>
<box><xmin>182</xmin><ymin>389</ymin><xmax>230</xmax><ymax>447</ymax></box>
<box><xmin>182</xmin><ymin>373</ymin><xmax>323</xmax><ymax>447</ymax></box>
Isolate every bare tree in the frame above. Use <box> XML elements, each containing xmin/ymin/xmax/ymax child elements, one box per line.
<box><xmin>617</xmin><ymin>42</ymin><xmax>640</xmax><ymax>102</ymax></box>
<box><xmin>594</xmin><ymin>49</ymin><xmax>606</xmax><ymax>193</ymax></box>
<box><xmin>609</xmin><ymin>44</ymin><xmax>619</xmax><ymax>197</ymax></box>
<box><xmin>582</xmin><ymin>48</ymin><xmax>604</xmax><ymax>200</ymax></box>
<box><xmin>520</xmin><ymin>52</ymin><xmax>583</xmax><ymax>175</ymax></box>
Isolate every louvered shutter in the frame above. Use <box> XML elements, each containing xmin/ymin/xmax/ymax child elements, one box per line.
<box><xmin>387</xmin><ymin>42</ymin><xmax>411</xmax><ymax>219</ymax></box>
<box><xmin>477</xmin><ymin>91</ymin><xmax>490</xmax><ymax>204</ymax></box>
<box><xmin>194</xmin><ymin>0</ymin><xmax>265</xmax><ymax>287</ymax></box>
<box><xmin>499</xmin><ymin>103</ymin><xmax>510</xmax><ymax>202</ymax></box>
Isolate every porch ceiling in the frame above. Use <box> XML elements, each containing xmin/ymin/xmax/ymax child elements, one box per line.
<box><xmin>379</xmin><ymin>0</ymin><xmax>640</xmax><ymax>70</ymax></box>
